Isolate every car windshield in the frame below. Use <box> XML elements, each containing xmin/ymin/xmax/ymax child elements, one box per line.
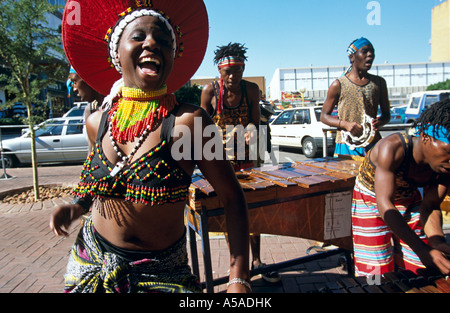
<box><xmin>35</xmin><ymin>120</ymin><xmax>64</xmax><ymax>137</ymax></box>
<box><xmin>393</xmin><ymin>106</ymin><xmax>407</xmax><ymax>114</ymax></box>
<box><xmin>273</xmin><ymin>110</ymin><xmax>293</xmax><ymax>125</ymax></box>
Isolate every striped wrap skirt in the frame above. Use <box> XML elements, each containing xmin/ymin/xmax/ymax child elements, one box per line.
<box><xmin>352</xmin><ymin>179</ymin><xmax>427</xmax><ymax>277</ymax></box>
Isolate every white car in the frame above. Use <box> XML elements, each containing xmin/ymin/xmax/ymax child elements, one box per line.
<box><xmin>269</xmin><ymin>109</ymin><xmax>283</xmax><ymax>123</ymax></box>
<box><xmin>269</xmin><ymin>106</ymin><xmax>336</xmax><ymax>158</ymax></box>
<box><xmin>0</xmin><ymin>116</ymin><xmax>88</xmax><ymax>167</ymax></box>
<box><xmin>63</xmin><ymin>102</ymin><xmax>88</xmax><ymax>117</ymax></box>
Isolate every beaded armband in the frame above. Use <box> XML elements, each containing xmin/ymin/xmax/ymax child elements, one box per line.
<box><xmin>72</xmin><ymin>196</ymin><xmax>93</xmax><ymax>214</ymax></box>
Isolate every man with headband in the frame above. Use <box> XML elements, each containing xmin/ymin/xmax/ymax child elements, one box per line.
<box><xmin>321</xmin><ymin>37</ymin><xmax>390</xmax><ymax>158</ymax></box>
<box><xmin>351</xmin><ymin>99</ymin><xmax>450</xmax><ymax>277</ymax></box>
<box><xmin>201</xmin><ymin>43</ymin><xmax>281</xmax><ymax>283</ymax></box>
<box><xmin>201</xmin><ymin>42</ymin><xmax>261</xmax><ymax>170</ymax></box>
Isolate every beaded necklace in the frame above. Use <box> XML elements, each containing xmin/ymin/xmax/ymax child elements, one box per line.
<box><xmin>109</xmin><ymin>85</ymin><xmax>177</xmax><ymax>143</ymax></box>
<box><xmin>108</xmin><ymin>86</ymin><xmax>177</xmax><ymax>177</ymax></box>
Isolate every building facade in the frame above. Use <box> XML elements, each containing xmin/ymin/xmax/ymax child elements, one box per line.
<box><xmin>431</xmin><ymin>0</ymin><xmax>450</xmax><ymax>62</ymax></box>
<box><xmin>269</xmin><ymin>1</ymin><xmax>450</xmax><ymax>104</ymax></box>
<box><xmin>268</xmin><ymin>62</ymin><xmax>450</xmax><ymax>103</ymax></box>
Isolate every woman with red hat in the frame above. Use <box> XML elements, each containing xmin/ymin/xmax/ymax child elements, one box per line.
<box><xmin>49</xmin><ymin>0</ymin><xmax>250</xmax><ymax>293</ymax></box>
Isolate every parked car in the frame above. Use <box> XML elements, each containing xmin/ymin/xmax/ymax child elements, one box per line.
<box><xmin>391</xmin><ymin>105</ymin><xmax>408</xmax><ymax>123</ymax></box>
<box><xmin>0</xmin><ymin>116</ymin><xmax>88</xmax><ymax>168</ymax></box>
<box><xmin>269</xmin><ymin>109</ymin><xmax>283</xmax><ymax>123</ymax></box>
<box><xmin>63</xmin><ymin>102</ymin><xmax>88</xmax><ymax>117</ymax></box>
<box><xmin>404</xmin><ymin>90</ymin><xmax>450</xmax><ymax>123</ymax></box>
<box><xmin>269</xmin><ymin>106</ymin><xmax>336</xmax><ymax>158</ymax></box>
<box><xmin>377</xmin><ymin>107</ymin><xmax>403</xmax><ymax>124</ymax></box>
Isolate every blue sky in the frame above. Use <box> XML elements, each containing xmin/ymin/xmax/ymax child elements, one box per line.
<box><xmin>193</xmin><ymin>0</ymin><xmax>445</xmax><ymax>86</ymax></box>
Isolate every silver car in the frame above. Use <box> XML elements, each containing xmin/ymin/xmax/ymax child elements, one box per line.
<box><xmin>0</xmin><ymin>117</ymin><xmax>88</xmax><ymax>168</ymax></box>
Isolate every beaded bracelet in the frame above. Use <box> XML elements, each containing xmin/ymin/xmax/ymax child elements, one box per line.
<box><xmin>227</xmin><ymin>278</ymin><xmax>251</xmax><ymax>291</ymax></box>
<box><xmin>72</xmin><ymin>196</ymin><xmax>93</xmax><ymax>214</ymax></box>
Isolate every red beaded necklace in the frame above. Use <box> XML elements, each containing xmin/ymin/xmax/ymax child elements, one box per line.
<box><xmin>108</xmin><ymin>86</ymin><xmax>177</xmax><ymax>144</ymax></box>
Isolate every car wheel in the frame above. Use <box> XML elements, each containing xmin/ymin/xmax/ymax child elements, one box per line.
<box><xmin>1</xmin><ymin>153</ymin><xmax>17</xmax><ymax>168</ymax></box>
<box><xmin>302</xmin><ymin>137</ymin><xmax>318</xmax><ymax>158</ymax></box>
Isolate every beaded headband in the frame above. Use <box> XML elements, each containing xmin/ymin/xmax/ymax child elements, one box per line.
<box><xmin>105</xmin><ymin>8</ymin><xmax>178</xmax><ymax>73</ymax></box>
<box><xmin>218</xmin><ymin>56</ymin><xmax>246</xmax><ymax>68</ymax></box>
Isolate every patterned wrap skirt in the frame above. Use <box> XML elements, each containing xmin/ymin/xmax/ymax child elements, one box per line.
<box><xmin>352</xmin><ymin>179</ymin><xmax>427</xmax><ymax>277</ymax></box>
<box><xmin>63</xmin><ymin>216</ymin><xmax>201</xmax><ymax>293</ymax></box>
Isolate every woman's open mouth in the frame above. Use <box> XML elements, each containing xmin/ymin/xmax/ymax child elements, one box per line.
<box><xmin>138</xmin><ymin>57</ymin><xmax>161</xmax><ymax>76</ymax></box>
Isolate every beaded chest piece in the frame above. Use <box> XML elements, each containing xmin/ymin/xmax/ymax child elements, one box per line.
<box><xmin>72</xmin><ymin>105</ymin><xmax>191</xmax><ymax>206</ymax></box>
<box><xmin>107</xmin><ymin>86</ymin><xmax>177</xmax><ymax>177</ymax></box>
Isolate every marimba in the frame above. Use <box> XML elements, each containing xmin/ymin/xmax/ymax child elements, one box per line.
<box><xmin>318</xmin><ymin>270</ymin><xmax>450</xmax><ymax>293</ymax></box>
<box><xmin>186</xmin><ymin>157</ymin><xmax>362</xmax><ymax>292</ymax></box>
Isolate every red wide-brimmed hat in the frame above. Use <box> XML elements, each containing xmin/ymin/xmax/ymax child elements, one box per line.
<box><xmin>62</xmin><ymin>0</ymin><xmax>209</xmax><ymax>95</ymax></box>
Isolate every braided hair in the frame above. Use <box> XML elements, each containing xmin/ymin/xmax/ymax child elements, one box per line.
<box><xmin>214</xmin><ymin>42</ymin><xmax>248</xmax><ymax>65</ymax></box>
<box><xmin>415</xmin><ymin>97</ymin><xmax>450</xmax><ymax>142</ymax></box>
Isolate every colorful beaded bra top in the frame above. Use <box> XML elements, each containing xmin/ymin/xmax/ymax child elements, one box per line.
<box><xmin>72</xmin><ymin>88</ymin><xmax>191</xmax><ymax>206</ymax></box>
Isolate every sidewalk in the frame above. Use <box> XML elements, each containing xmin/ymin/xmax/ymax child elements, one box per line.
<box><xmin>0</xmin><ymin>164</ymin><xmax>445</xmax><ymax>293</ymax></box>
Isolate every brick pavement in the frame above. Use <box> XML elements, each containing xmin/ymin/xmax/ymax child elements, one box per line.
<box><xmin>3</xmin><ymin>164</ymin><xmax>446</xmax><ymax>294</ymax></box>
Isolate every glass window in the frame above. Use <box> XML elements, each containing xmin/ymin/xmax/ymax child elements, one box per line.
<box><xmin>410</xmin><ymin>96</ymin><xmax>421</xmax><ymax>109</ymax></box>
<box><xmin>423</xmin><ymin>95</ymin><xmax>439</xmax><ymax>109</ymax></box>
<box><xmin>314</xmin><ymin>108</ymin><xmax>322</xmax><ymax>122</ymax></box>
<box><xmin>292</xmin><ymin>109</ymin><xmax>311</xmax><ymax>124</ymax></box>
<box><xmin>66</xmin><ymin>119</ymin><xmax>84</xmax><ymax>135</ymax></box>
<box><xmin>440</xmin><ymin>93</ymin><xmax>450</xmax><ymax>101</ymax></box>
<box><xmin>273</xmin><ymin>110</ymin><xmax>293</xmax><ymax>125</ymax></box>
<box><xmin>35</xmin><ymin>120</ymin><xmax>64</xmax><ymax>136</ymax></box>
<box><xmin>65</xmin><ymin>108</ymin><xmax>85</xmax><ymax>117</ymax></box>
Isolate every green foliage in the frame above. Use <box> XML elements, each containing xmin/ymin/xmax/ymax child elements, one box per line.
<box><xmin>426</xmin><ymin>79</ymin><xmax>450</xmax><ymax>91</ymax></box>
<box><xmin>0</xmin><ymin>0</ymin><xmax>66</xmax><ymax>199</ymax></box>
<box><xmin>0</xmin><ymin>0</ymin><xmax>66</xmax><ymax>123</ymax></box>
<box><xmin>0</xmin><ymin>117</ymin><xmax>23</xmax><ymax>126</ymax></box>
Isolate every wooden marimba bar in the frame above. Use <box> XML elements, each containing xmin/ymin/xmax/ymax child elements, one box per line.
<box><xmin>186</xmin><ymin>157</ymin><xmax>362</xmax><ymax>292</ymax></box>
<box><xmin>319</xmin><ymin>270</ymin><xmax>450</xmax><ymax>293</ymax></box>
<box><xmin>188</xmin><ymin>158</ymin><xmax>361</xmax><ymax>248</ymax></box>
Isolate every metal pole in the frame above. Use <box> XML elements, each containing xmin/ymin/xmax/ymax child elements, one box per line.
<box><xmin>0</xmin><ymin>127</ymin><xmax>13</xmax><ymax>180</ymax></box>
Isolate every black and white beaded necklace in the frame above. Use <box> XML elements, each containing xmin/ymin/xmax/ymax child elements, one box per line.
<box><xmin>108</xmin><ymin>109</ymin><xmax>153</xmax><ymax>177</ymax></box>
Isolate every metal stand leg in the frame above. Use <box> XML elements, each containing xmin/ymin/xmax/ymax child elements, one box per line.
<box><xmin>200</xmin><ymin>206</ymin><xmax>214</xmax><ymax>293</ymax></box>
<box><xmin>188</xmin><ymin>225</ymin><xmax>200</xmax><ymax>279</ymax></box>
<box><xmin>344</xmin><ymin>250</ymin><xmax>355</xmax><ymax>277</ymax></box>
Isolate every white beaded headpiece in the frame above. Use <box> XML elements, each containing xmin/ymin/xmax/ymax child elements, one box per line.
<box><xmin>106</xmin><ymin>8</ymin><xmax>177</xmax><ymax>73</ymax></box>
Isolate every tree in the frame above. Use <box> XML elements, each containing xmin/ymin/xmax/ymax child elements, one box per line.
<box><xmin>427</xmin><ymin>79</ymin><xmax>450</xmax><ymax>91</ymax></box>
<box><xmin>0</xmin><ymin>0</ymin><xmax>66</xmax><ymax>200</ymax></box>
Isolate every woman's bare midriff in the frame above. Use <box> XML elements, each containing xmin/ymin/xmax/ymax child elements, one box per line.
<box><xmin>91</xmin><ymin>197</ymin><xmax>187</xmax><ymax>251</ymax></box>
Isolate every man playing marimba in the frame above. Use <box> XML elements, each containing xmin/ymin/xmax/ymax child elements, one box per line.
<box><xmin>352</xmin><ymin>99</ymin><xmax>450</xmax><ymax>277</ymax></box>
